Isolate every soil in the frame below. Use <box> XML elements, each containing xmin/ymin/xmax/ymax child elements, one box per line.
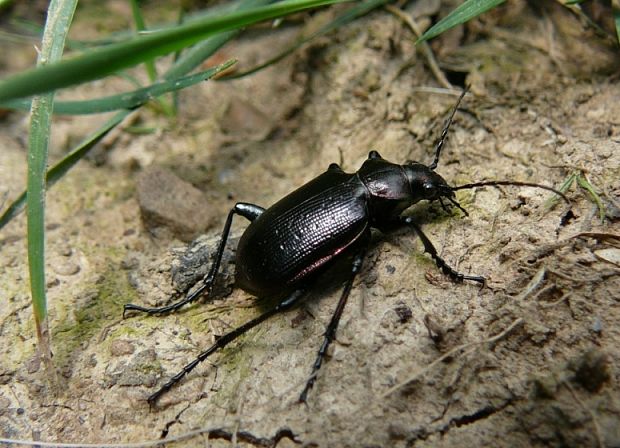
<box><xmin>1</xmin><ymin>1</ymin><xmax>619</xmax><ymax>447</ymax></box>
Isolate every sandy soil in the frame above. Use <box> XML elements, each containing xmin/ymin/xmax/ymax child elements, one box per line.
<box><xmin>1</xmin><ymin>1</ymin><xmax>619</xmax><ymax>447</ymax></box>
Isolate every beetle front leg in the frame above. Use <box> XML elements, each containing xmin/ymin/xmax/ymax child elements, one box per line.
<box><xmin>299</xmin><ymin>245</ymin><xmax>368</xmax><ymax>403</ymax></box>
<box><xmin>400</xmin><ymin>215</ymin><xmax>485</xmax><ymax>285</ymax></box>
<box><xmin>123</xmin><ymin>202</ymin><xmax>265</xmax><ymax>317</ymax></box>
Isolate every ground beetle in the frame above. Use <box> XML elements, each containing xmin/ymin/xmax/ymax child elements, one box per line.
<box><xmin>124</xmin><ymin>89</ymin><xmax>568</xmax><ymax>405</ymax></box>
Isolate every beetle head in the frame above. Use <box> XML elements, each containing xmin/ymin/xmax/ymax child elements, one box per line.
<box><xmin>403</xmin><ymin>162</ymin><xmax>469</xmax><ymax>215</ymax></box>
<box><xmin>403</xmin><ymin>162</ymin><xmax>453</xmax><ymax>201</ymax></box>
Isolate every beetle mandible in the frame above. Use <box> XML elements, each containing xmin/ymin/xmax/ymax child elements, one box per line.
<box><xmin>124</xmin><ymin>88</ymin><xmax>568</xmax><ymax>405</ymax></box>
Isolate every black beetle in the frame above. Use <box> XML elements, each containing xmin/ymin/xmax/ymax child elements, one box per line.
<box><xmin>124</xmin><ymin>89</ymin><xmax>568</xmax><ymax>405</ymax></box>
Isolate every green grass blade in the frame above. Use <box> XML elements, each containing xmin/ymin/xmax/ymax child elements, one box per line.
<box><xmin>544</xmin><ymin>172</ymin><xmax>576</xmax><ymax>210</ymax></box>
<box><xmin>614</xmin><ymin>1</ymin><xmax>620</xmax><ymax>45</ymax></box>
<box><xmin>130</xmin><ymin>0</ymin><xmax>158</xmax><ymax>82</ymax></box>
<box><xmin>226</xmin><ymin>0</ymin><xmax>388</xmax><ymax>79</ymax></box>
<box><xmin>164</xmin><ymin>0</ymin><xmax>274</xmax><ymax>80</ymax></box>
<box><xmin>38</xmin><ymin>0</ymin><xmax>254</xmax><ymax>49</ymax></box>
<box><xmin>576</xmin><ymin>174</ymin><xmax>606</xmax><ymax>222</ymax></box>
<box><xmin>165</xmin><ymin>30</ymin><xmax>239</xmax><ymax>80</ymax></box>
<box><xmin>417</xmin><ymin>0</ymin><xmax>506</xmax><ymax>43</ymax></box>
<box><xmin>0</xmin><ymin>60</ymin><xmax>233</xmax><ymax>230</ymax></box>
<box><xmin>0</xmin><ymin>1</ymin><xmax>280</xmax><ymax>230</ymax></box>
<box><xmin>0</xmin><ymin>0</ymin><xmax>347</xmax><ymax>103</ymax></box>
<box><xmin>2</xmin><ymin>60</ymin><xmax>236</xmax><ymax>115</ymax></box>
<box><xmin>27</xmin><ymin>0</ymin><xmax>78</xmax><ymax>378</ymax></box>
<box><xmin>0</xmin><ymin>29</ymin><xmax>39</xmax><ymax>45</ymax></box>
<box><xmin>0</xmin><ymin>112</ymin><xmax>126</xmax><ymax>231</ymax></box>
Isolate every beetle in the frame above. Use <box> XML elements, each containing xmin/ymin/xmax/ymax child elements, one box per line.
<box><xmin>124</xmin><ymin>89</ymin><xmax>568</xmax><ymax>405</ymax></box>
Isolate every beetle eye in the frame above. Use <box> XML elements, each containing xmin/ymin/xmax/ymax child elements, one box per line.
<box><xmin>422</xmin><ymin>183</ymin><xmax>437</xmax><ymax>197</ymax></box>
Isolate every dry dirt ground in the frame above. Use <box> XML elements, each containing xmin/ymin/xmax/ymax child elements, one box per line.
<box><xmin>1</xmin><ymin>1</ymin><xmax>620</xmax><ymax>447</ymax></box>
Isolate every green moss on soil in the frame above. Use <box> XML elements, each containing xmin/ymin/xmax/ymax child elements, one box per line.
<box><xmin>52</xmin><ymin>265</ymin><xmax>137</xmax><ymax>371</ymax></box>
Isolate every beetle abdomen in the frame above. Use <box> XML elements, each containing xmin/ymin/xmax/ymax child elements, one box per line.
<box><xmin>236</xmin><ymin>171</ymin><xmax>369</xmax><ymax>296</ymax></box>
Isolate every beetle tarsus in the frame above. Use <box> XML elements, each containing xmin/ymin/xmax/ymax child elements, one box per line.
<box><xmin>402</xmin><ymin>216</ymin><xmax>485</xmax><ymax>285</ymax></box>
<box><xmin>123</xmin><ymin>281</ymin><xmax>211</xmax><ymax>318</ymax></box>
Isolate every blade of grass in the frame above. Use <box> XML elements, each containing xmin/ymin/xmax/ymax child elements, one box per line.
<box><xmin>557</xmin><ymin>0</ymin><xmax>618</xmax><ymax>43</ymax></box>
<box><xmin>16</xmin><ymin>0</ymin><xmax>254</xmax><ymax>49</ymax></box>
<box><xmin>0</xmin><ymin>0</ymin><xmax>268</xmax><ymax>230</ymax></box>
<box><xmin>27</xmin><ymin>0</ymin><xmax>77</xmax><ymax>387</ymax></box>
<box><xmin>0</xmin><ymin>60</ymin><xmax>233</xmax><ymax>230</ymax></box>
<box><xmin>0</xmin><ymin>113</ymin><xmax>127</xmax><ymax>231</ymax></box>
<box><xmin>576</xmin><ymin>173</ymin><xmax>606</xmax><ymax>222</ymax></box>
<box><xmin>164</xmin><ymin>0</ymin><xmax>274</xmax><ymax>80</ymax></box>
<box><xmin>416</xmin><ymin>0</ymin><xmax>506</xmax><ymax>44</ymax></box>
<box><xmin>170</xmin><ymin>6</ymin><xmax>186</xmax><ymax>115</ymax></box>
<box><xmin>2</xmin><ymin>60</ymin><xmax>236</xmax><ymax>115</ymax></box>
<box><xmin>545</xmin><ymin>172</ymin><xmax>576</xmax><ymax>210</ymax></box>
<box><xmin>164</xmin><ymin>30</ymin><xmax>239</xmax><ymax>80</ymax></box>
<box><xmin>0</xmin><ymin>29</ymin><xmax>40</xmax><ymax>45</ymax></box>
<box><xmin>130</xmin><ymin>0</ymin><xmax>158</xmax><ymax>82</ymax></box>
<box><xmin>225</xmin><ymin>0</ymin><xmax>388</xmax><ymax>79</ymax></box>
<box><xmin>129</xmin><ymin>0</ymin><xmax>179</xmax><ymax>117</ymax></box>
<box><xmin>0</xmin><ymin>0</ymin><xmax>348</xmax><ymax>103</ymax></box>
<box><xmin>0</xmin><ymin>0</ymin><xmax>288</xmax><ymax>231</ymax></box>
<box><xmin>613</xmin><ymin>0</ymin><xmax>620</xmax><ymax>45</ymax></box>
<box><xmin>385</xmin><ymin>4</ymin><xmax>452</xmax><ymax>89</ymax></box>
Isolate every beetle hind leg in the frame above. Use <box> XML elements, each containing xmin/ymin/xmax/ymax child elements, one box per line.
<box><xmin>400</xmin><ymin>215</ymin><xmax>485</xmax><ymax>285</ymax></box>
<box><xmin>147</xmin><ymin>287</ymin><xmax>308</xmax><ymax>406</ymax></box>
<box><xmin>123</xmin><ymin>202</ymin><xmax>265</xmax><ymax>317</ymax></box>
<box><xmin>299</xmin><ymin>246</ymin><xmax>368</xmax><ymax>403</ymax></box>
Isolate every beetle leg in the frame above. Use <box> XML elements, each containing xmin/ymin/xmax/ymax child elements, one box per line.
<box><xmin>299</xmin><ymin>246</ymin><xmax>368</xmax><ymax>403</ymax></box>
<box><xmin>147</xmin><ymin>288</ymin><xmax>308</xmax><ymax>406</ymax></box>
<box><xmin>123</xmin><ymin>202</ymin><xmax>265</xmax><ymax>317</ymax></box>
<box><xmin>400</xmin><ymin>215</ymin><xmax>485</xmax><ymax>285</ymax></box>
<box><xmin>438</xmin><ymin>197</ymin><xmax>451</xmax><ymax>214</ymax></box>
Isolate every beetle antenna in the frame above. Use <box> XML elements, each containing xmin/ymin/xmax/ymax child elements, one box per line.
<box><xmin>429</xmin><ymin>86</ymin><xmax>470</xmax><ymax>171</ymax></box>
<box><xmin>452</xmin><ymin>180</ymin><xmax>570</xmax><ymax>204</ymax></box>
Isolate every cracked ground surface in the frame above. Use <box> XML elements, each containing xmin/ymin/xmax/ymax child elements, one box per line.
<box><xmin>1</xmin><ymin>1</ymin><xmax>619</xmax><ymax>447</ymax></box>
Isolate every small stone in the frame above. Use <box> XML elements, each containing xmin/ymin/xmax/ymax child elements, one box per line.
<box><xmin>110</xmin><ymin>339</ymin><xmax>136</xmax><ymax>357</ymax></box>
<box><xmin>56</xmin><ymin>244</ymin><xmax>72</xmax><ymax>257</ymax></box>
<box><xmin>25</xmin><ymin>355</ymin><xmax>41</xmax><ymax>374</ymax></box>
<box><xmin>46</xmin><ymin>277</ymin><xmax>60</xmax><ymax>288</ymax></box>
<box><xmin>103</xmin><ymin>349</ymin><xmax>159</xmax><ymax>387</ymax></box>
<box><xmin>393</xmin><ymin>302</ymin><xmax>413</xmax><ymax>324</ymax></box>
<box><xmin>220</xmin><ymin>97</ymin><xmax>272</xmax><ymax>140</ymax></box>
<box><xmin>594</xmin><ymin>248</ymin><xmax>620</xmax><ymax>267</ymax></box>
<box><xmin>569</xmin><ymin>350</ymin><xmax>610</xmax><ymax>393</ymax></box>
<box><xmin>120</xmin><ymin>255</ymin><xmax>139</xmax><ymax>270</ymax></box>
<box><xmin>136</xmin><ymin>166</ymin><xmax>215</xmax><ymax>242</ymax></box>
<box><xmin>51</xmin><ymin>259</ymin><xmax>80</xmax><ymax>276</ymax></box>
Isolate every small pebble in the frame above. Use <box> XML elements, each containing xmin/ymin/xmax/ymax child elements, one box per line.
<box><xmin>51</xmin><ymin>259</ymin><xmax>80</xmax><ymax>276</ymax></box>
<box><xmin>110</xmin><ymin>340</ymin><xmax>136</xmax><ymax>357</ymax></box>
